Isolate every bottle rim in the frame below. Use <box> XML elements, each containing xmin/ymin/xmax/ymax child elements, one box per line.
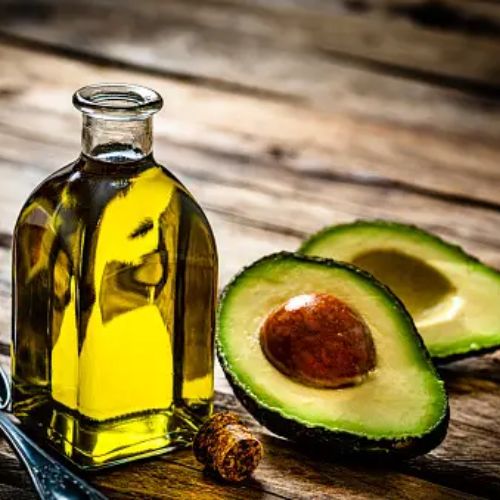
<box><xmin>73</xmin><ymin>83</ymin><xmax>163</xmax><ymax>120</ymax></box>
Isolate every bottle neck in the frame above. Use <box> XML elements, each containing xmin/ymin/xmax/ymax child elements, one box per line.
<box><xmin>81</xmin><ymin>115</ymin><xmax>153</xmax><ymax>162</ymax></box>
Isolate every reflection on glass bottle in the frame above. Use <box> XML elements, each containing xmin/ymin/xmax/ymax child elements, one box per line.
<box><xmin>12</xmin><ymin>84</ymin><xmax>217</xmax><ymax>468</ymax></box>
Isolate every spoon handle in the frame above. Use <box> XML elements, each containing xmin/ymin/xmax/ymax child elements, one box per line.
<box><xmin>0</xmin><ymin>412</ymin><xmax>107</xmax><ymax>500</ymax></box>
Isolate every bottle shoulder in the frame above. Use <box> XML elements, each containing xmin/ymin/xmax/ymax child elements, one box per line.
<box><xmin>20</xmin><ymin>155</ymin><xmax>188</xmax><ymax>201</ymax></box>
<box><xmin>15</xmin><ymin>160</ymin><xmax>78</xmax><ymax>229</ymax></box>
<box><xmin>15</xmin><ymin>157</ymin><xmax>216</xmax><ymax>249</ymax></box>
<box><xmin>153</xmin><ymin>163</ymin><xmax>217</xmax><ymax>254</ymax></box>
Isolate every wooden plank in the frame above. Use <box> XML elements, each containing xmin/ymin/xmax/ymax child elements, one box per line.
<box><xmin>0</xmin><ymin>45</ymin><xmax>500</xmax><ymax>253</ymax></box>
<box><xmin>2</xmin><ymin>0</ymin><xmax>500</xmax><ymax>137</ymax></box>
<box><xmin>1</xmin><ymin>0</ymin><xmax>500</xmax><ymax>89</ymax></box>
<box><xmin>1</xmin><ymin>10</ymin><xmax>500</xmax><ymax>205</ymax></box>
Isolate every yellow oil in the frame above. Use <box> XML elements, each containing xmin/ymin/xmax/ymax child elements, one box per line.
<box><xmin>12</xmin><ymin>153</ymin><xmax>217</xmax><ymax>468</ymax></box>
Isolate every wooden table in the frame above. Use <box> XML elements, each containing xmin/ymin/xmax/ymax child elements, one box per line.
<box><xmin>0</xmin><ymin>0</ymin><xmax>499</xmax><ymax>498</ymax></box>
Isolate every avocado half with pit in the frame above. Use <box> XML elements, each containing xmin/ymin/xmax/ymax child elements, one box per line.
<box><xmin>300</xmin><ymin>220</ymin><xmax>500</xmax><ymax>360</ymax></box>
<box><xmin>217</xmin><ymin>253</ymin><xmax>448</xmax><ymax>457</ymax></box>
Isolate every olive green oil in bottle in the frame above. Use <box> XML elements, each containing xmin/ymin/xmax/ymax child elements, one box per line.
<box><xmin>11</xmin><ymin>84</ymin><xmax>217</xmax><ymax>468</ymax></box>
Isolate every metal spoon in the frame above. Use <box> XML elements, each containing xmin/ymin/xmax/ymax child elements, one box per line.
<box><xmin>0</xmin><ymin>366</ymin><xmax>107</xmax><ymax>499</ymax></box>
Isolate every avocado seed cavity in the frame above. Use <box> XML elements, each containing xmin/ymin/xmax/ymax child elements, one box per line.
<box><xmin>259</xmin><ymin>293</ymin><xmax>376</xmax><ymax>388</ymax></box>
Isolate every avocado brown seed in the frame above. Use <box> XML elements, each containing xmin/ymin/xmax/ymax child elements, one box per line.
<box><xmin>260</xmin><ymin>293</ymin><xmax>376</xmax><ymax>388</ymax></box>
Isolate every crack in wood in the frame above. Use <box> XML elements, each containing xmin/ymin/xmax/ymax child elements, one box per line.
<box><xmin>277</xmin><ymin>164</ymin><xmax>500</xmax><ymax>213</ymax></box>
<box><xmin>163</xmin><ymin>136</ymin><xmax>500</xmax><ymax>214</ymax></box>
<box><xmin>0</xmin><ymin>234</ymin><xmax>12</xmax><ymax>249</ymax></box>
<box><xmin>0</xmin><ymin>31</ymin><xmax>303</xmax><ymax>105</ymax></box>
<box><xmin>0</xmin><ymin>343</ymin><xmax>9</xmax><ymax>356</ymax></box>
<box><xmin>317</xmin><ymin>46</ymin><xmax>500</xmax><ymax>100</ymax></box>
<box><xmin>205</xmin><ymin>206</ymin><xmax>307</xmax><ymax>239</ymax></box>
<box><xmin>388</xmin><ymin>0</ymin><xmax>500</xmax><ymax>38</ymax></box>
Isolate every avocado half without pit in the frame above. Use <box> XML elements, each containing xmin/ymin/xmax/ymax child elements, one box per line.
<box><xmin>300</xmin><ymin>220</ymin><xmax>500</xmax><ymax>360</ymax></box>
<box><xmin>217</xmin><ymin>253</ymin><xmax>448</xmax><ymax>457</ymax></box>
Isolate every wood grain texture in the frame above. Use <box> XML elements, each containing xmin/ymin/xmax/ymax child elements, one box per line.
<box><xmin>1</xmin><ymin>0</ymin><xmax>500</xmax><ymax>89</ymax></box>
<box><xmin>1</xmin><ymin>2</ymin><xmax>500</xmax><ymax>205</ymax></box>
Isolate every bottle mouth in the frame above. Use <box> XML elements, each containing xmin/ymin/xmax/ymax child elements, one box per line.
<box><xmin>73</xmin><ymin>83</ymin><xmax>163</xmax><ymax>120</ymax></box>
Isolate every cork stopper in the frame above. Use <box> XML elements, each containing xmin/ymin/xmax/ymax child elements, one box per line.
<box><xmin>193</xmin><ymin>412</ymin><xmax>263</xmax><ymax>482</ymax></box>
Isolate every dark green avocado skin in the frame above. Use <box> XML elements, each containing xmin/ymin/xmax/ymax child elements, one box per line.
<box><xmin>216</xmin><ymin>252</ymin><xmax>450</xmax><ymax>459</ymax></box>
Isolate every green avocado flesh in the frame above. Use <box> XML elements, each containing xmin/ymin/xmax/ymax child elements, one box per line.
<box><xmin>300</xmin><ymin>221</ymin><xmax>500</xmax><ymax>360</ymax></box>
<box><xmin>217</xmin><ymin>253</ymin><xmax>448</xmax><ymax>456</ymax></box>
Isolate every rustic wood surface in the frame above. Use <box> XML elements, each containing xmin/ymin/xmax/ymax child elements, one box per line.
<box><xmin>0</xmin><ymin>0</ymin><xmax>499</xmax><ymax>498</ymax></box>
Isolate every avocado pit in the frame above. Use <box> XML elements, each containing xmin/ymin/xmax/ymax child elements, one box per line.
<box><xmin>260</xmin><ymin>293</ymin><xmax>376</xmax><ymax>388</ymax></box>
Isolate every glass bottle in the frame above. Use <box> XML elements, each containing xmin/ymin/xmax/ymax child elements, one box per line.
<box><xmin>11</xmin><ymin>84</ymin><xmax>218</xmax><ymax>469</ymax></box>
